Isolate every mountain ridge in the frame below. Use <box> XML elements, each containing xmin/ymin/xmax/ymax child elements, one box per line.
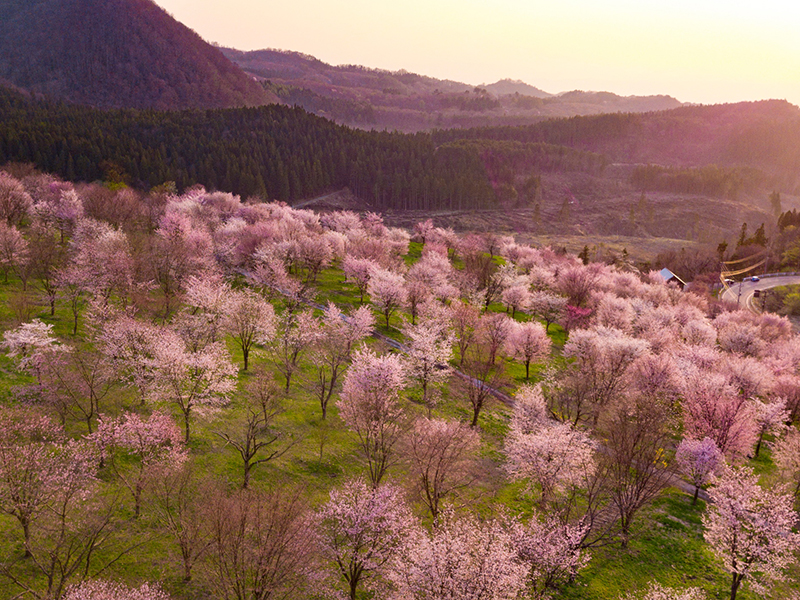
<box><xmin>0</xmin><ymin>0</ymin><xmax>272</xmax><ymax>109</ymax></box>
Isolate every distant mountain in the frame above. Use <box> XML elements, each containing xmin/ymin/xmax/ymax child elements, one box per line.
<box><xmin>0</xmin><ymin>0</ymin><xmax>272</xmax><ymax>109</ymax></box>
<box><xmin>223</xmin><ymin>47</ymin><xmax>683</xmax><ymax>132</ymax></box>
<box><xmin>483</xmin><ymin>79</ymin><xmax>552</xmax><ymax>98</ymax></box>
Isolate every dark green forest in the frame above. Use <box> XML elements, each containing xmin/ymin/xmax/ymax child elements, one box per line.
<box><xmin>0</xmin><ymin>87</ymin><xmax>495</xmax><ymax>210</ymax></box>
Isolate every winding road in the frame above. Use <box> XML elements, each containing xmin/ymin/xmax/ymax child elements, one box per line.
<box><xmin>720</xmin><ymin>273</ymin><xmax>800</xmax><ymax>312</ymax></box>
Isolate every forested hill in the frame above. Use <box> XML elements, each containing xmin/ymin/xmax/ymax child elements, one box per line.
<box><xmin>433</xmin><ymin>101</ymin><xmax>800</xmax><ymax>171</ymax></box>
<box><xmin>0</xmin><ymin>0</ymin><xmax>271</xmax><ymax>109</ymax></box>
<box><xmin>0</xmin><ymin>87</ymin><xmax>495</xmax><ymax>210</ymax></box>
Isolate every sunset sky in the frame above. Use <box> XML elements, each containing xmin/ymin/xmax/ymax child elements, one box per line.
<box><xmin>153</xmin><ymin>0</ymin><xmax>800</xmax><ymax>106</ymax></box>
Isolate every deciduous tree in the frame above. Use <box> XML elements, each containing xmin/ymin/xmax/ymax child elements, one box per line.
<box><xmin>318</xmin><ymin>479</ymin><xmax>413</xmax><ymax>600</ymax></box>
<box><xmin>703</xmin><ymin>466</ymin><xmax>800</xmax><ymax>600</ymax></box>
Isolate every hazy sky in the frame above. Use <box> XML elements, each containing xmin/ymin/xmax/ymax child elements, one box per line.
<box><xmin>153</xmin><ymin>0</ymin><xmax>800</xmax><ymax>105</ymax></box>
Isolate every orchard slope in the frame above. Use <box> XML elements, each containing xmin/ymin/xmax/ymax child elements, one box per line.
<box><xmin>0</xmin><ymin>168</ymin><xmax>798</xmax><ymax>600</ymax></box>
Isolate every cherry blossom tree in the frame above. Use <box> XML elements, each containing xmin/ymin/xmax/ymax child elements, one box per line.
<box><xmin>388</xmin><ymin>510</ymin><xmax>528</xmax><ymax>600</ymax></box>
<box><xmin>55</xmin><ymin>262</ymin><xmax>93</xmax><ymax>335</ymax></box>
<box><xmin>205</xmin><ymin>487</ymin><xmax>318</xmax><ymax>600</ymax></box>
<box><xmin>337</xmin><ymin>349</ymin><xmax>406</xmax><ymax>486</ymax></box>
<box><xmin>150</xmin><ymin>331</ymin><xmax>237</xmax><ymax>443</ymax></box>
<box><xmin>368</xmin><ymin>267</ymin><xmax>408</xmax><ymax>328</ymax></box>
<box><xmin>224</xmin><ymin>288</ymin><xmax>275</xmax><ymax>371</ymax></box>
<box><xmin>505</xmin><ymin>320</ymin><xmax>551</xmax><ymax>380</ymax></box>
<box><xmin>598</xmin><ymin>393</ymin><xmax>677</xmax><ymax>546</ymax></box>
<box><xmin>557</xmin><ymin>265</ymin><xmax>598</xmax><ymax>307</ymax></box>
<box><xmin>703</xmin><ymin>466</ymin><xmax>800</xmax><ymax>600</ymax></box>
<box><xmin>511</xmin><ymin>514</ymin><xmax>590</xmax><ymax>598</ymax></box>
<box><xmin>149</xmin><ymin>210</ymin><xmax>216</xmax><ymax>318</ymax></box>
<box><xmin>449</xmin><ymin>302</ymin><xmax>480</xmax><ymax>366</ymax></box>
<box><xmin>0</xmin><ymin>171</ymin><xmax>33</xmax><ymax>226</ymax></box>
<box><xmin>529</xmin><ymin>292</ymin><xmax>566</xmax><ymax>333</ymax></box>
<box><xmin>2</xmin><ymin>318</ymin><xmax>60</xmax><ymax>378</ymax></box>
<box><xmin>561</xmin><ymin>305</ymin><xmax>593</xmax><ymax>333</ymax></box>
<box><xmin>562</xmin><ymin>326</ymin><xmax>649</xmax><ymax>426</ymax></box>
<box><xmin>307</xmin><ymin>303</ymin><xmax>374</xmax><ymax>419</ymax></box>
<box><xmin>0</xmin><ymin>411</ymin><xmax>68</xmax><ymax>552</ymax></box>
<box><xmin>25</xmin><ymin>223</ymin><xmax>66</xmax><ymax>313</ymax></box>
<box><xmin>96</xmin><ymin>315</ymin><xmax>160</xmax><ymax>405</ymax></box>
<box><xmin>63</xmin><ymin>580</ymin><xmax>172</xmax><ymax>600</ymax></box>
<box><xmin>773</xmin><ymin>427</ymin><xmax>800</xmax><ymax>502</ymax></box>
<box><xmin>675</xmin><ymin>437</ymin><xmax>724</xmax><ymax>504</ymax></box>
<box><xmin>172</xmin><ymin>274</ymin><xmax>231</xmax><ymax>352</ymax></box>
<box><xmin>504</xmin><ymin>386</ymin><xmax>596</xmax><ymax>506</ymax></box>
<box><xmin>318</xmin><ymin>479</ymin><xmax>413</xmax><ymax>600</ymax></box>
<box><xmin>342</xmin><ymin>255</ymin><xmax>377</xmax><ymax>303</ymax></box>
<box><xmin>38</xmin><ymin>342</ymin><xmax>115</xmax><ymax>433</ymax></box>
<box><xmin>405</xmin><ymin>418</ymin><xmax>480</xmax><ymax>523</ymax></box>
<box><xmin>92</xmin><ymin>411</ymin><xmax>187</xmax><ymax>517</ymax></box>
<box><xmin>0</xmin><ymin>222</ymin><xmax>28</xmax><ymax>283</ymax></box>
<box><xmin>402</xmin><ymin>319</ymin><xmax>454</xmax><ymax>414</ymax></box>
<box><xmin>502</xmin><ymin>284</ymin><xmax>531</xmax><ymax>318</ymax></box>
<box><xmin>0</xmin><ymin>437</ymin><xmax>110</xmax><ymax>600</ymax></box>
<box><xmin>681</xmin><ymin>372</ymin><xmax>758</xmax><ymax>462</ymax></box>
<box><xmin>751</xmin><ymin>398</ymin><xmax>788</xmax><ymax>457</ymax></box>
<box><xmin>268</xmin><ymin>310</ymin><xmax>318</xmax><ymax>392</ymax></box>
<box><xmin>460</xmin><ymin>339</ymin><xmax>509</xmax><ymax>428</ymax></box>
<box><xmin>151</xmin><ymin>465</ymin><xmax>213</xmax><ymax>582</ymax></box>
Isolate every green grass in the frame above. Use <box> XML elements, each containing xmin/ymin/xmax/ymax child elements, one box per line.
<box><xmin>1</xmin><ymin>246</ymin><xmax>799</xmax><ymax>600</ymax></box>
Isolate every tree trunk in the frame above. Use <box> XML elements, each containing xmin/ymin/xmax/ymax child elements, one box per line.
<box><xmin>730</xmin><ymin>572</ymin><xmax>741</xmax><ymax>600</ymax></box>
<box><xmin>693</xmin><ymin>485</ymin><xmax>699</xmax><ymax>505</ymax></box>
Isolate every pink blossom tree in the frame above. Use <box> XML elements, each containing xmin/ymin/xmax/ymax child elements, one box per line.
<box><xmin>150</xmin><ymin>331</ymin><xmax>237</xmax><ymax>443</ymax></box>
<box><xmin>502</xmin><ymin>285</ymin><xmax>531</xmax><ymax>319</ymax></box>
<box><xmin>703</xmin><ymin>466</ymin><xmax>800</xmax><ymax>600</ymax></box>
<box><xmin>562</xmin><ymin>326</ymin><xmax>648</xmax><ymax>426</ymax></box>
<box><xmin>681</xmin><ymin>373</ymin><xmax>758</xmax><ymax>462</ymax></box>
<box><xmin>0</xmin><ymin>222</ymin><xmax>28</xmax><ymax>283</ymax></box>
<box><xmin>337</xmin><ymin>349</ymin><xmax>406</xmax><ymax>486</ymax></box>
<box><xmin>38</xmin><ymin>342</ymin><xmax>115</xmax><ymax>433</ymax></box>
<box><xmin>342</xmin><ymin>255</ymin><xmax>377</xmax><ymax>304</ymax></box>
<box><xmin>318</xmin><ymin>479</ymin><xmax>414</xmax><ymax>600</ymax></box>
<box><xmin>405</xmin><ymin>418</ymin><xmax>480</xmax><ymax>523</ymax></box>
<box><xmin>529</xmin><ymin>292</ymin><xmax>566</xmax><ymax>334</ymax></box>
<box><xmin>268</xmin><ymin>309</ymin><xmax>318</xmax><ymax>393</ymax></box>
<box><xmin>368</xmin><ymin>268</ymin><xmax>408</xmax><ymax>328</ymax></box>
<box><xmin>224</xmin><ymin>288</ymin><xmax>276</xmax><ymax>371</ymax></box>
<box><xmin>675</xmin><ymin>437</ymin><xmax>724</xmax><ymax>504</ymax></box>
<box><xmin>504</xmin><ymin>386</ymin><xmax>596</xmax><ymax>506</ymax></box>
<box><xmin>388</xmin><ymin>510</ymin><xmax>528</xmax><ymax>600</ymax></box>
<box><xmin>751</xmin><ymin>398</ymin><xmax>788</xmax><ymax>457</ymax></box>
<box><xmin>511</xmin><ymin>514</ymin><xmax>590</xmax><ymax>598</ymax></box>
<box><xmin>92</xmin><ymin>411</ymin><xmax>187</xmax><ymax>517</ymax></box>
<box><xmin>0</xmin><ymin>411</ymin><xmax>68</xmax><ymax>552</ymax></box>
<box><xmin>505</xmin><ymin>320</ymin><xmax>551</xmax><ymax>380</ymax></box>
<box><xmin>449</xmin><ymin>302</ymin><xmax>480</xmax><ymax>366</ymax></box>
<box><xmin>96</xmin><ymin>315</ymin><xmax>160</xmax><ymax>405</ymax></box>
<box><xmin>0</xmin><ymin>171</ymin><xmax>33</xmax><ymax>226</ymax></box>
<box><xmin>308</xmin><ymin>303</ymin><xmax>374</xmax><ymax>419</ymax></box>
<box><xmin>773</xmin><ymin>427</ymin><xmax>800</xmax><ymax>502</ymax></box>
<box><xmin>205</xmin><ymin>487</ymin><xmax>318</xmax><ymax>600</ymax></box>
<box><xmin>401</xmin><ymin>319</ymin><xmax>454</xmax><ymax>414</ymax></box>
<box><xmin>478</xmin><ymin>312</ymin><xmax>513</xmax><ymax>366</ymax></box>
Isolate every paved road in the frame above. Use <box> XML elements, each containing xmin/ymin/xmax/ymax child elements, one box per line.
<box><xmin>720</xmin><ymin>274</ymin><xmax>800</xmax><ymax>312</ymax></box>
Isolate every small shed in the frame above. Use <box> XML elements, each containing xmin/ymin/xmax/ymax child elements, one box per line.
<box><xmin>658</xmin><ymin>268</ymin><xmax>686</xmax><ymax>289</ymax></box>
